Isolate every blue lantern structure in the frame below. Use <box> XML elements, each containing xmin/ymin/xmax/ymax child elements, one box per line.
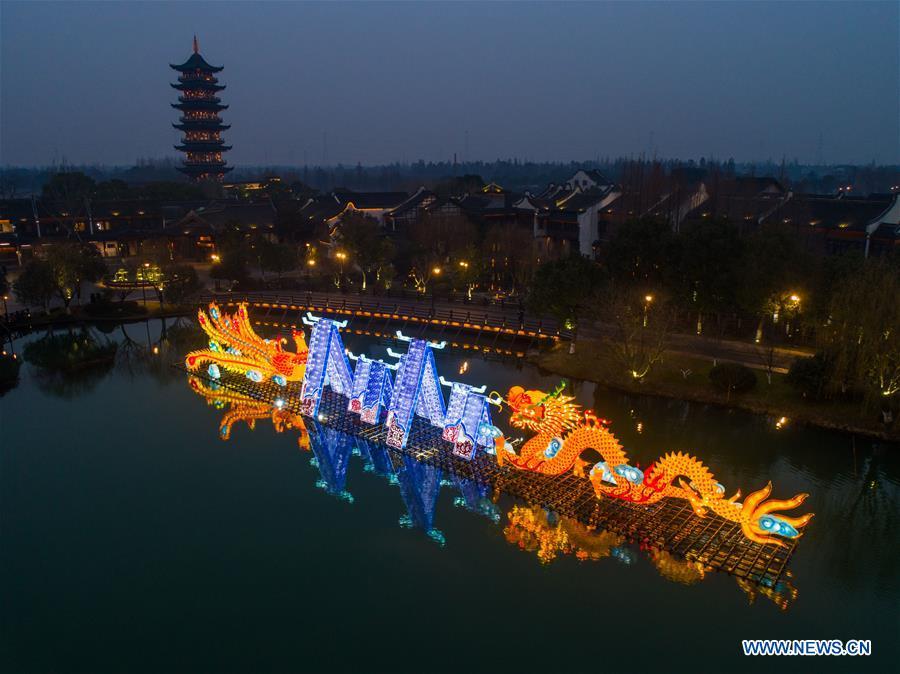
<box><xmin>346</xmin><ymin>353</ymin><xmax>395</xmax><ymax>425</ymax></box>
<box><xmin>384</xmin><ymin>338</ymin><xmax>446</xmax><ymax>449</ymax></box>
<box><xmin>298</xmin><ymin>315</ymin><xmax>353</xmax><ymax>416</ymax></box>
<box><xmin>440</xmin><ymin>378</ymin><xmax>496</xmax><ymax>460</ymax></box>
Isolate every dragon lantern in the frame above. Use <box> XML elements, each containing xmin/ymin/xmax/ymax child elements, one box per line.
<box><xmin>185</xmin><ymin>302</ymin><xmax>308</xmax><ymax>386</ymax></box>
<box><xmin>488</xmin><ymin>384</ymin><xmax>814</xmax><ymax>547</ymax></box>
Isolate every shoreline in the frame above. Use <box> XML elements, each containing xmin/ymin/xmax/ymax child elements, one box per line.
<box><xmin>528</xmin><ymin>343</ymin><xmax>899</xmax><ymax>444</ymax></box>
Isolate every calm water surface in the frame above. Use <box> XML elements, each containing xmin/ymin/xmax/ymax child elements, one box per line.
<box><xmin>1</xmin><ymin>320</ymin><xmax>898</xmax><ymax>673</ymax></box>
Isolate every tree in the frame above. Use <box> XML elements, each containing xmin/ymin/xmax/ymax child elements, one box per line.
<box><xmin>0</xmin><ymin>266</ymin><xmax>9</xmax><ymax>299</ymax></box>
<box><xmin>603</xmin><ymin>217</ymin><xmax>674</xmax><ymax>290</ymax></box>
<box><xmin>42</xmin><ymin>172</ymin><xmax>96</xmax><ymax>234</ymax></box>
<box><xmin>818</xmin><ymin>258</ymin><xmax>900</xmax><ymax>408</ymax></box>
<box><xmin>673</xmin><ymin>219</ymin><xmax>744</xmax><ymax>335</ymax></box>
<box><xmin>339</xmin><ymin>212</ymin><xmax>393</xmax><ymax>290</ymax></box>
<box><xmin>406</xmin><ymin>213</ymin><xmax>478</xmax><ymax>293</ymax></box>
<box><xmin>259</xmin><ymin>240</ymin><xmax>298</xmax><ymax>280</ymax></box>
<box><xmin>739</xmin><ymin>222</ymin><xmax>808</xmax><ymax>342</ymax></box>
<box><xmin>160</xmin><ymin>265</ymin><xmax>200</xmax><ymax>305</ymax></box>
<box><xmin>210</xmin><ymin>224</ymin><xmax>251</xmax><ymax>285</ymax></box>
<box><xmin>43</xmin><ymin>242</ymin><xmax>107</xmax><ymax>310</ymax></box>
<box><xmin>482</xmin><ymin>223</ymin><xmax>534</xmax><ymax>295</ymax></box>
<box><xmin>13</xmin><ymin>259</ymin><xmax>55</xmax><ymax>310</ymax></box>
<box><xmin>210</xmin><ymin>253</ymin><xmax>249</xmax><ymax>285</ymax></box>
<box><xmin>601</xmin><ymin>286</ymin><xmax>673</xmax><ymax>381</ymax></box>
<box><xmin>527</xmin><ymin>255</ymin><xmax>602</xmax><ymax>351</ymax></box>
<box><xmin>450</xmin><ymin>246</ymin><xmax>481</xmax><ymax>299</ymax></box>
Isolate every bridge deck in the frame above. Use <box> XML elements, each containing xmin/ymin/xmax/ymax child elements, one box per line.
<box><xmin>184</xmin><ymin>367</ymin><xmax>798</xmax><ymax>588</ymax></box>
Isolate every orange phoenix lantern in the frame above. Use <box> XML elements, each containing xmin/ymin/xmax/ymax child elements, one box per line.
<box><xmin>185</xmin><ymin>302</ymin><xmax>308</xmax><ymax>386</ymax></box>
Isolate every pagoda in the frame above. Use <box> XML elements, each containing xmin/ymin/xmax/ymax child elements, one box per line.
<box><xmin>170</xmin><ymin>36</ymin><xmax>232</xmax><ymax>181</ymax></box>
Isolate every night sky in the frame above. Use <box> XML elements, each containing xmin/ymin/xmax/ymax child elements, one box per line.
<box><xmin>1</xmin><ymin>1</ymin><xmax>897</xmax><ymax>167</ymax></box>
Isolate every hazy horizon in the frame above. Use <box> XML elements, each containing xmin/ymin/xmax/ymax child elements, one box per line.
<box><xmin>1</xmin><ymin>1</ymin><xmax>897</xmax><ymax>167</ymax></box>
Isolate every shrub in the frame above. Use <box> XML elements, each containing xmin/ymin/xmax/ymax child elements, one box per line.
<box><xmin>709</xmin><ymin>362</ymin><xmax>757</xmax><ymax>397</ymax></box>
<box><xmin>787</xmin><ymin>354</ymin><xmax>831</xmax><ymax>400</ymax></box>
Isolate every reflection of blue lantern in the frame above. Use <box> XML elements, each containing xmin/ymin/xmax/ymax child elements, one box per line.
<box><xmin>207</xmin><ymin>363</ymin><xmax>220</xmax><ymax>379</ymax></box>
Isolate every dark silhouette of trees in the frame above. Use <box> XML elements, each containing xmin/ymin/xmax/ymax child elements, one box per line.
<box><xmin>527</xmin><ymin>255</ymin><xmax>602</xmax><ymax>350</ymax></box>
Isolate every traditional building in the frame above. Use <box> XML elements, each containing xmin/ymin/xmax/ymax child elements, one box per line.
<box><xmin>533</xmin><ymin>184</ymin><xmax>622</xmax><ymax>259</ymax></box>
<box><xmin>170</xmin><ymin>37</ymin><xmax>233</xmax><ymax>182</ymax></box>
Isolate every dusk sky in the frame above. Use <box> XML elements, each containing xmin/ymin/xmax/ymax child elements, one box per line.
<box><xmin>1</xmin><ymin>0</ymin><xmax>897</xmax><ymax>167</ymax></box>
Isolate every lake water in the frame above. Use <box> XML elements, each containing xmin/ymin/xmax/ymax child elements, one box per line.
<box><xmin>2</xmin><ymin>319</ymin><xmax>898</xmax><ymax>673</ymax></box>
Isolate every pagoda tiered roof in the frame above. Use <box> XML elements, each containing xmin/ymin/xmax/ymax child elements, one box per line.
<box><xmin>171</xmin><ymin>100</ymin><xmax>228</xmax><ymax>112</ymax></box>
<box><xmin>170</xmin><ymin>51</ymin><xmax>223</xmax><ymax>73</ymax></box>
<box><xmin>171</xmin><ymin>80</ymin><xmax>225</xmax><ymax>92</ymax></box>
<box><xmin>175</xmin><ymin>142</ymin><xmax>233</xmax><ymax>152</ymax></box>
<box><xmin>173</xmin><ymin>120</ymin><xmax>231</xmax><ymax>132</ymax></box>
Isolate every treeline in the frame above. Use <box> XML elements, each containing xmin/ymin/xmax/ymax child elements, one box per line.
<box><xmin>4</xmin><ymin>156</ymin><xmax>898</xmax><ymax>197</ymax></box>
<box><xmin>527</xmin><ymin>219</ymin><xmax>900</xmax><ymax>414</ymax></box>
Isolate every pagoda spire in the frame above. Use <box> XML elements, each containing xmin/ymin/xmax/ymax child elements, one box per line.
<box><xmin>193</xmin><ymin>34</ymin><xmax>199</xmax><ymax>54</ymax></box>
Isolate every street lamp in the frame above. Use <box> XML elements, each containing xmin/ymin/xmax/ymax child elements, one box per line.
<box><xmin>336</xmin><ymin>251</ymin><xmax>347</xmax><ymax>287</ymax></box>
<box><xmin>2</xmin><ymin>295</ymin><xmax>7</xmax><ymax>321</ymax></box>
<box><xmin>643</xmin><ymin>294</ymin><xmax>654</xmax><ymax>327</ymax></box>
<box><xmin>141</xmin><ymin>262</ymin><xmax>150</xmax><ymax>308</ymax></box>
<box><xmin>429</xmin><ymin>266</ymin><xmax>442</xmax><ymax>314</ymax></box>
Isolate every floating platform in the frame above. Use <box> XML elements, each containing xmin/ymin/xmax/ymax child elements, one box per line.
<box><xmin>181</xmin><ymin>366</ymin><xmax>798</xmax><ymax>588</ymax></box>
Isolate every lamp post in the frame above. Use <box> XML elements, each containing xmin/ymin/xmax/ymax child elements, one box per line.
<box><xmin>430</xmin><ymin>266</ymin><xmax>441</xmax><ymax>315</ymax></box>
<box><xmin>643</xmin><ymin>294</ymin><xmax>654</xmax><ymax>327</ymax></box>
<box><xmin>336</xmin><ymin>251</ymin><xmax>347</xmax><ymax>288</ymax></box>
<box><xmin>141</xmin><ymin>262</ymin><xmax>150</xmax><ymax>308</ymax></box>
<box><xmin>2</xmin><ymin>295</ymin><xmax>7</xmax><ymax>321</ymax></box>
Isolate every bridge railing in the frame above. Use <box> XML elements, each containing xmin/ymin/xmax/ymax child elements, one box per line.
<box><xmin>197</xmin><ymin>291</ymin><xmax>573</xmax><ymax>340</ymax></box>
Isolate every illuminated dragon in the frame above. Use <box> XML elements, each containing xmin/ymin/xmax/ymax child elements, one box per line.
<box><xmin>188</xmin><ymin>375</ymin><xmax>309</xmax><ymax>450</ymax></box>
<box><xmin>185</xmin><ymin>302</ymin><xmax>308</xmax><ymax>385</ymax></box>
<box><xmin>489</xmin><ymin>385</ymin><xmax>813</xmax><ymax>547</ymax></box>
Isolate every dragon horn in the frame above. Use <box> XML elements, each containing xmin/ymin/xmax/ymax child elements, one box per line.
<box><xmin>728</xmin><ymin>489</ymin><xmax>742</xmax><ymax>503</ymax></box>
<box><xmin>742</xmin><ymin>482</ymin><xmax>772</xmax><ymax>514</ymax></box>
<box><xmin>754</xmin><ymin>493</ymin><xmax>809</xmax><ymax>517</ymax></box>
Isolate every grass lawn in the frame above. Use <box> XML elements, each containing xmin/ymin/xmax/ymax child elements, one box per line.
<box><xmin>532</xmin><ymin>339</ymin><xmax>897</xmax><ymax>441</ymax></box>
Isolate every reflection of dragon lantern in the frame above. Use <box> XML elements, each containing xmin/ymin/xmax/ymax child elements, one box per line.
<box><xmin>488</xmin><ymin>384</ymin><xmax>813</xmax><ymax>547</ymax></box>
<box><xmin>188</xmin><ymin>375</ymin><xmax>309</xmax><ymax>450</ymax></box>
<box><xmin>185</xmin><ymin>302</ymin><xmax>308</xmax><ymax>386</ymax></box>
<box><xmin>504</xmin><ymin>505</ymin><xmax>623</xmax><ymax>564</ymax></box>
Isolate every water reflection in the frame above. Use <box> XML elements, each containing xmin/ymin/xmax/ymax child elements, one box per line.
<box><xmin>186</xmin><ymin>374</ymin><xmax>801</xmax><ymax>610</ymax></box>
<box><xmin>23</xmin><ymin>329</ymin><xmax>117</xmax><ymax>398</ymax></box>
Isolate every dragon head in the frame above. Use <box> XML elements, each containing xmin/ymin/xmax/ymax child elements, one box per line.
<box><xmin>740</xmin><ymin>482</ymin><xmax>814</xmax><ymax>547</ymax></box>
<box><xmin>505</xmin><ymin>385</ymin><xmax>582</xmax><ymax>436</ymax></box>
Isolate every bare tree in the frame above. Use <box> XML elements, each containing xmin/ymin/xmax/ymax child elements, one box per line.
<box><xmin>601</xmin><ymin>286</ymin><xmax>674</xmax><ymax>381</ymax></box>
